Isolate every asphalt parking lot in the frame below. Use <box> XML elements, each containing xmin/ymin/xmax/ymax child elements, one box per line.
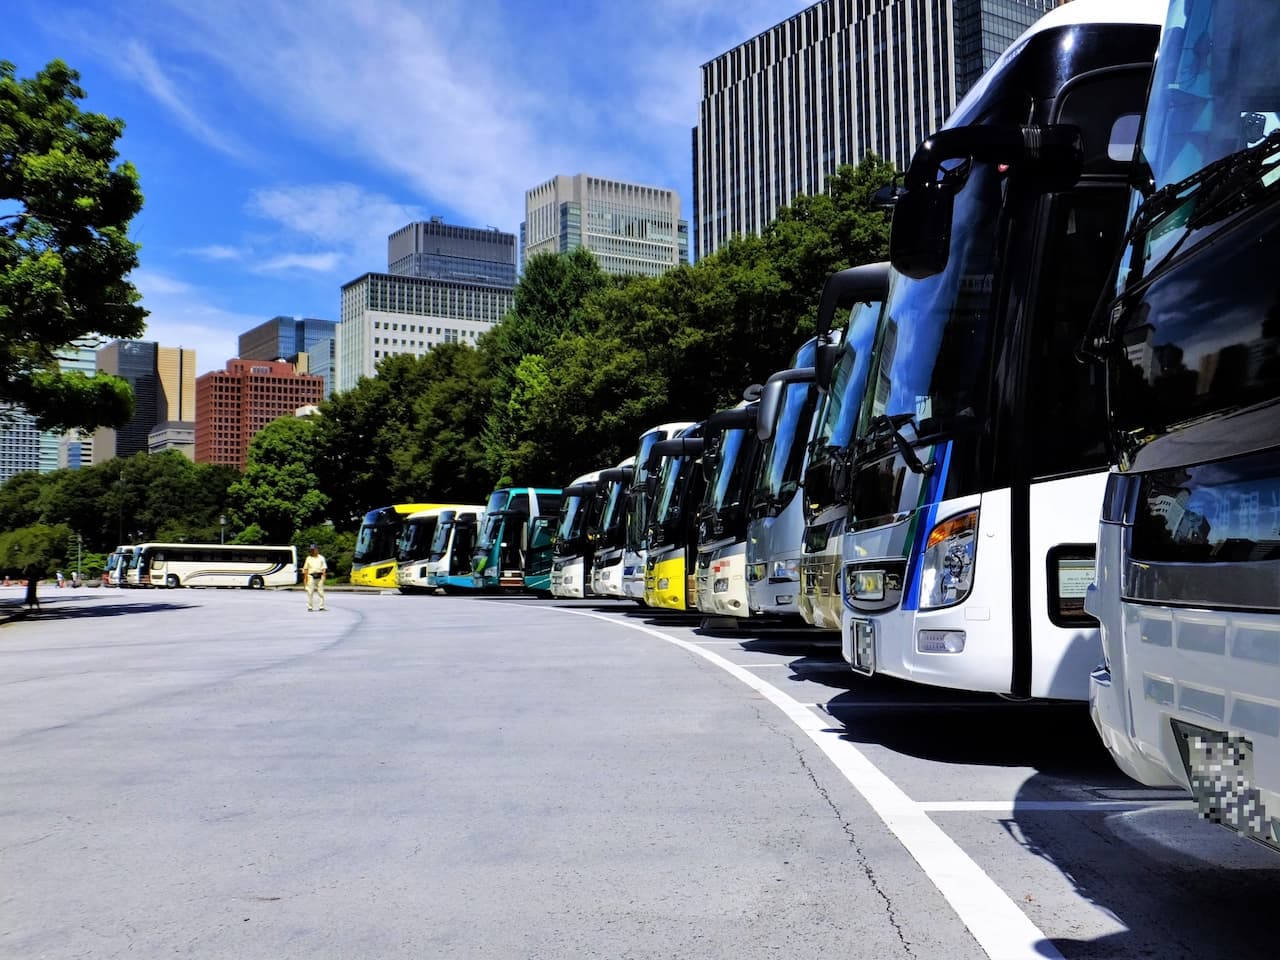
<box><xmin>2</xmin><ymin>586</ymin><xmax>1277</xmax><ymax>959</ymax></box>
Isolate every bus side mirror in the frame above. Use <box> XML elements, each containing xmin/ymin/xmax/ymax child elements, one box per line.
<box><xmin>756</xmin><ymin>379</ymin><xmax>784</xmax><ymax>443</ymax></box>
<box><xmin>892</xmin><ymin>123</ymin><xmax>1083</xmax><ymax>279</ymax></box>
<box><xmin>890</xmin><ymin>176</ymin><xmax>959</xmax><ymax>280</ymax></box>
<box><xmin>815</xmin><ymin>342</ymin><xmax>842</xmax><ymax>391</ymax></box>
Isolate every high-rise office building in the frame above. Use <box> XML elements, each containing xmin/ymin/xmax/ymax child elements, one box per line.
<box><xmin>337</xmin><ymin>274</ymin><xmax>512</xmax><ymax>392</ymax></box>
<box><xmin>336</xmin><ymin>220</ymin><xmax>518</xmax><ymax>393</ymax></box>
<box><xmin>307</xmin><ymin>336</ymin><xmax>337</xmax><ymax>400</ymax></box>
<box><xmin>194</xmin><ymin>359</ymin><xmax>324</xmax><ymax>470</ymax></box>
<box><xmin>36</xmin><ymin>338</ymin><xmax>100</xmax><ymax>473</ymax></box>
<box><xmin>691</xmin><ymin>0</ymin><xmax>1058</xmax><ymax>258</ymax></box>
<box><xmin>521</xmin><ymin>174</ymin><xmax>689</xmax><ymax>278</ymax></box>
<box><xmin>388</xmin><ymin>219</ymin><xmax>517</xmax><ymax>287</ymax></box>
<box><xmin>238</xmin><ymin>316</ymin><xmax>337</xmax><ymax>363</ymax></box>
<box><xmin>93</xmin><ymin>342</ymin><xmax>196</xmax><ymax>463</ymax></box>
<box><xmin>0</xmin><ymin>407</ymin><xmax>41</xmax><ymax>484</ymax></box>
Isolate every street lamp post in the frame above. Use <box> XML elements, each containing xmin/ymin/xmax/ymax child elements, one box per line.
<box><xmin>220</xmin><ymin>515</ymin><xmax>227</xmax><ymax>544</ymax></box>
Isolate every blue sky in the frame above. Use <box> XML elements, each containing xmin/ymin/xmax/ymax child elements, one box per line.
<box><xmin>11</xmin><ymin>0</ymin><xmax>804</xmax><ymax>374</ymax></box>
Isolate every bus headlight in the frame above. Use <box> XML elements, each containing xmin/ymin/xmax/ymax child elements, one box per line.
<box><xmin>919</xmin><ymin>510</ymin><xmax>977</xmax><ymax>609</ymax></box>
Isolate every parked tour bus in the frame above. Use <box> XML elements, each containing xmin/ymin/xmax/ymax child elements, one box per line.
<box><xmin>797</xmin><ymin>264</ymin><xmax>891</xmax><ymax>630</ymax></box>
<box><xmin>839</xmin><ymin>0</ymin><xmax>1162</xmax><ymax>698</ymax></box>
<box><xmin>623</xmin><ymin>422</ymin><xmax>695</xmax><ymax>600</ymax></box>
<box><xmin>1085</xmin><ymin>0</ymin><xmax>1280</xmax><ymax>852</ymax></box>
<box><xmin>352</xmin><ymin>503</ymin><xmax>446</xmax><ymax>588</ymax></box>
<box><xmin>396</xmin><ymin>505</ymin><xmax>484</xmax><ymax>593</ymax></box>
<box><xmin>748</xmin><ymin>335</ymin><xmax>824</xmax><ymax>620</ymax></box>
<box><xmin>424</xmin><ymin>507</ymin><xmax>485</xmax><ymax>592</ymax></box>
<box><xmin>643</xmin><ymin>424</ymin><xmax>705</xmax><ymax>611</ymax></box>
<box><xmin>588</xmin><ymin>458</ymin><xmax>635</xmax><ymax>599</ymax></box>
<box><xmin>471</xmin><ymin>487</ymin><xmax>562</xmax><ymax>593</ymax></box>
<box><xmin>126</xmin><ymin>542</ymin><xmax>297</xmax><ymax>589</ymax></box>
<box><xmin>551</xmin><ymin>471</ymin><xmax>604</xmax><ymax>599</ymax></box>
<box><xmin>694</xmin><ymin>402</ymin><xmax>760</xmax><ymax>619</ymax></box>
<box><xmin>103</xmin><ymin>544</ymin><xmax>135</xmax><ymax>587</ymax></box>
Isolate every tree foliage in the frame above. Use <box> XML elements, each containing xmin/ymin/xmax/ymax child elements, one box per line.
<box><xmin>226</xmin><ymin>416</ymin><xmax>328</xmax><ymax>543</ymax></box>
<box><xmin>0</xmin><ymin>521</ymin><xmax>73</xmax><ymax>577</ymax></box>
<box><xmin>0</xmin><ymin>59</ymin><xmax>146</xmax><ymax>430</ymax></box>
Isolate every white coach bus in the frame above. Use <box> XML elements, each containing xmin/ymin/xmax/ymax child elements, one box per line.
<box><xmin>839</xmin><ymin>0</ymin><xmax>1163</xmax><ymax>699</ymax></box>
<box><xmin>126</xmin><ymin>542</ymin><xmax>298</xmax><ymax>589</ymax></box>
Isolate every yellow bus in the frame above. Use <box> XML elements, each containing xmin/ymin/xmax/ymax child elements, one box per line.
<box><xmin>351</xmin><ymin>503</ymin><xmax>446</xmax><ymax>588</ymax></box>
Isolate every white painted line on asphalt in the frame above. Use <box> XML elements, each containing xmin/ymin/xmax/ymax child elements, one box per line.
<box><xmin>818</xmin><ymin>701</ymin><xmax>1058</xmax><ymax>710</ymax></box>
<box><xmin>919</xmin><ymin>800</ymin><xmax>1194</xmax><ymax>813</ymax></box>
<box><xmin>545</xmin><ymin>607</ymin><xmax>1064</xmax><ymax>960</ymax></box>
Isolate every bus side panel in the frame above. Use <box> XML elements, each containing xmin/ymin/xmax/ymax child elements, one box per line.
<box><xmin>1027</xmin><ymin>472</ymin><xmax>1107</xmax><ymax>700</ymax></box>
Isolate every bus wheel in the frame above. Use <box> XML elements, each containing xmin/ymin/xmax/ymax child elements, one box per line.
<box><xmin>165</xmin><ymin>574</ymin><xmax>180</xmax><ymax>589</ymax></box>
<box><xmin>249</xmin><ymin>575</ymin><xmax>264</xmax><ymax>590</ymax></box>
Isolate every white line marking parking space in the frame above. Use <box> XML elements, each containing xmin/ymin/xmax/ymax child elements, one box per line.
<box><xmin>540</xmin><ymin>605</ymin><xmax>1065</xmax><ymax>960</ymax></box>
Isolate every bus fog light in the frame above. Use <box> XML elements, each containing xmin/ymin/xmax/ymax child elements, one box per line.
<box><xmin>775</xmin><ymin>595</ymin><xmax>794</xmax><ymax>605</ymax></box>
<box><xmin>919</xmin><ymin>510</ymin><xmax>978</xmax><ymax>610</ymax></box>
<box><xmin>917</xmin><ymin>630</ymin><xmax>966</xmax><ymax>653</ymax></box>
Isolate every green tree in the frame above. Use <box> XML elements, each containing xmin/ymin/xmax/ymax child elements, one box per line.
<box><xmin>0</xmin><ymin>470</ymin><xmax>45</xmax><ymax>531</ymax></box>
<box><xmin>226</xmin><ymin>416</ymin><xmax>328</xmax><ymax>542</ymax></box>
<box><xmin>480</xmin><ymin>249</ymin><xmax>610</xmax><ymax>480</ymax></box>
<box><xmin>313</xmin><ymin>353</ymin><xmax>441</xmax><ymax>526</ymax></box>
<box><xmin>1</xmin><ymin>59</ymin><xmax>145</xmax><ymax>431</ymax></box>
<box><xmin>0</xmin><ymin>521</ymin><xmax>71</xmax><ymax>579</ymax></box>
<box><xmin>405</xmin><ymin>343</ymin><xmax>494</xmax><ymax>501</ymax></box>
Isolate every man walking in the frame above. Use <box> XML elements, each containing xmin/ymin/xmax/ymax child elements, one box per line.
<box><xmin>302</xmin><ymin>543</ymin><xmax>328</xmax><ymax>611</ymax></box>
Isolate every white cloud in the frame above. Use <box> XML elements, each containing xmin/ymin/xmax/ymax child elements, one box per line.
<box><xmin>132</xmin><ymin>268</ymin><xmax>260</xmax><ymax>375</ymax></box>
<box><xmin>184</xmin><ymin>244</ymin><xmax>244</xmax><ymax>261</ymax></box>
<box><xmin>253</xmin><ymin>251</ymin><xmax>345</xmax><ymax>274</ymax></box>
<box><xmin>118</xmin><ymin>39</ymin><xmax>254</xmax><ymax>163</ymax></box>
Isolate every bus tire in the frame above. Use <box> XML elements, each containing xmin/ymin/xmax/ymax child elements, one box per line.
<box><xmin>249</xmin><ymin>575</ymin><xmax>264</xmax><ymax>590</ymax></box>
<box><xmin>165</xmin><ymin>574</ymin><xmax>180</xmax><ymax>589</ymax></box>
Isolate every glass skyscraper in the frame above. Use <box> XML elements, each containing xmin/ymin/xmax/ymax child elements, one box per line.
<box><xmin>691</xmin><ymin>0</ymin><xmax>1058</xmax><ymax>258</ymax></box>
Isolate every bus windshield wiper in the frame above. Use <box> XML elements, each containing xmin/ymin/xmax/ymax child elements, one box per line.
<box><xmin>860</xmin><ymin>413</ymin><xmax>933</xmax><ymax>475</ymax></box>
<box><xmin>1133</xmin><ymin>127</ymin><xmax>1280</xmax><ymax>238</ymax></box>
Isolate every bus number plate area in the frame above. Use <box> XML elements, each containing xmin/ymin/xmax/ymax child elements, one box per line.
<box><xmin>844</xmin><ymin>618</ymin><xmax>876</xmax><ymax>676</ymax></box>
<box><xmin>1172</xmin><ymin>720</ymin><xmax>1280</xmax><ymax>851</ymax></box>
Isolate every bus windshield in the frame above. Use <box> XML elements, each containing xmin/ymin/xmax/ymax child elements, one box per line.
<box><xmin>429</xmin><ymin>511</ymin><xmax>457</xmax><ymax>562</ymax></box>
<box><xmin>628</xmin><ymin>431</ymin><xmax>664</xmax><ymax>550</ymax></box>
<box><xmin>650</xmin><ymin>454</ymin><xmax>691</xmax><ymax>543</ymax></box>
<box><xmin>353</xmin><ymin>507</ymin><xmax>398</xmax><ymax>566</ymax></box>
<box><xmin>556</xmin><ymin>492</ymin><xmax>592</xmax><ymax>545</ymax></box>
<box><xmin>860</xmin><ymin>162</ymin><xmax>1003</xmax><ymax>444</ymax></box>
<box><xmin>397</xmin><ymin>516</ymin><xmax>438</xmax><ymax>563</ymax></box>
<box><xmin>703</xmin><ymin>427</ymin><xmax>756</xmax><ymax>529</ymax></box>
<box><xmin>597</xmin><ymin>479</ymin><xmax>627</xmax><ymax>545</ymax></box>
<box><xmin>1131</xmin><ymin>0</ymin><xmax>1280</xmax><ymax>266</ymax></box>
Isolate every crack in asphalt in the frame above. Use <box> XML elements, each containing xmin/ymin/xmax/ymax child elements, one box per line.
<box><xmin>749</xmin><ymin>700</ymin><xmax>917</xmax><ymax>959</ymax></box>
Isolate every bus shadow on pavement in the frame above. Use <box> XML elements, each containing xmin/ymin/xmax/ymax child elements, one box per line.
<box><xmin>1</xmin><ymin>600</ymin><xmax>196</xmax><ymax>622</ymax></box>
<box><xmin>827</xmin><ymin>690</ymin><xmax>1117</xmax><ymax>777</ymax></box>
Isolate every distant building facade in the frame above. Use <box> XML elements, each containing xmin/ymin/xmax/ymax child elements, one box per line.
<box><xmin>306</xmin><ymin>336</ymin><xmax>337</xmax><ymax>400</ymax></box>
<box><xmin>93</xmin><ymin>342</ymin><xmax>196</xmax><ymax>463</ymax></box>
<box><xmin>148</xmin><ymin>421</ymin><xmax>195</xmax><ymax>459</ymax></box>
<box><xmin>0</xmin><ymin>408</ymin><xmax>41</xmax><ymax>484</ymax></box>
<box><xmin>337</xmin><ymin>274</ymin><xmax>512</xmax><ymax>391</ymax></box>
<box><xmin>691</xmin><ymin>0</ymin><xmax>1058</xmax><ymax>258</ymax></box>
<box><xmin>238</xmin><ymin>316</ymin><xmax>337</xmax><ymax>363</ymax></box>
<box><xmin>521</xmin><ymin>174</ymin><xmax>688</xmax><ymax>277</ymax></box>
<box><xmin>335</xmin><ymin>220</ymin><xmax>518</xmax><ymax>393</ymax></box>
<box><xmin>194</xmin><ymin>359</ymin><xmax>324</xmax><ymax>470</ymax></box>
<box><xmin>388</xmin><ymin>219</ymin><xmax>517</xmax><ymax>287</ymax></box>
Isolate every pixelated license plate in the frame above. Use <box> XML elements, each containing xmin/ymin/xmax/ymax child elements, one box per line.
<box><xmin>1173</xmin><ymin>721</ymin><xmax>1279</xmax><ymax>850</ymax></box>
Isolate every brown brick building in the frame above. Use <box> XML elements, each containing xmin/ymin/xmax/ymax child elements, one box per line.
<box><xmin>195</xmin><ymin>359</ymin><xmax>324</xmax><ymax>470</ymax></box>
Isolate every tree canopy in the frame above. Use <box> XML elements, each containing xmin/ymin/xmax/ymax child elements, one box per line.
<box><xmin>0</xmin><ymin>59</ymin><xmax>145</xmax><ymax>431</ymax></box>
